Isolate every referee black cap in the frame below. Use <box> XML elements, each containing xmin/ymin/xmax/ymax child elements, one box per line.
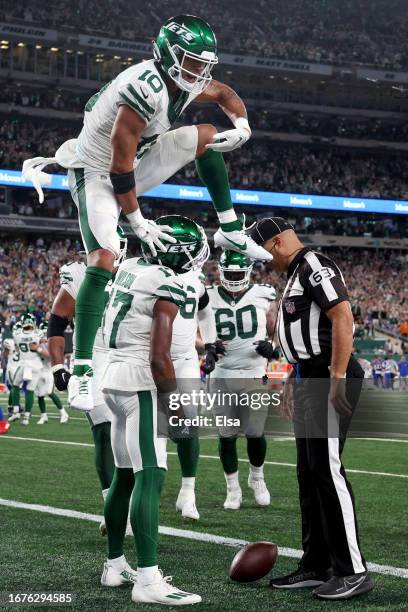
<box><xmin>249</xmin><ymin>217</ymin><xmax>295</xmax><ymax>245</ymax></box>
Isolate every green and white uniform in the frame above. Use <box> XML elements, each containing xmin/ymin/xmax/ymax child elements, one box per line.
<box><xmin>59</xmin><ymin>261</ymin><xmax>112</xmax><ymax>425</ymax></box>
<box><xmin>36</xmin><ymin>345</ymin><xmax>54</xmax><ymax>397</ymax></box>
<box><xmin>102</xmin><ymin>257</ymin><xmax>187</xmax><ymax>472</ymax></box>
<box><xmin>207</xmin><ymin>283</ymin><xmax>276</xmax><ymax>437</ymax></box>
<box><xmin>4</xmin><ymin>338</ymin><xmax>20</xmax><ymax>387</ymax></box>
<box><xmin>55</xmin><ymin>59</ymin><xmax>199</xmax><ymax>257</ymax></box>
<box><xmin>172</xmin><ymin>269</ymin><xmax>206</xmax><ymax>416</ymax></box>
<box><xmin>208</xmin><ymin>284</ymin><xmax>276</xmax><ymax>378</ymax></box>
<box><xmin>11</xmin><ymin>328</ymin><xmax>43</xmax><ymax>390</ymax></box>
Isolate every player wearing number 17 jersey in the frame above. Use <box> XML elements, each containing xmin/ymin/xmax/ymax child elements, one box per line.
<box><xmin>23</xmin><ymin>14</ymin><xmax>271</xmax><ymax>414</ymax></box>
<box><xmin>100</xmin><ymin>216</ymin><xmax>205</xmax><ymax>605</ymax></box>
<box><xmin>207</xmin><ymin>251</ymin><xmax>277</xmax><ymax>510</ymax></box>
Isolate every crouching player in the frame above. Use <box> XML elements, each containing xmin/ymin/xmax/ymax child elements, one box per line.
<box><xmin>100</xmin><ymin>216</ymin><xmax>204</xmax><ymax>605</ymax></box>
<box><xmin>207</xmin><ymin>251</ymin><xmax>277</xmax><ymax>509</ymax></box>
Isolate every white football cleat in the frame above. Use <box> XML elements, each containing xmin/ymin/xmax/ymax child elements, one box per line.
<box><xmin>132</xmin><ymin>569</ymin><xmax>201</xmax><ymax>606</ymax></box>
<box><xmin>176</xmin><ymin>489</ymin><xmax>200</xmax><ymax>521</ymax></box>
<box><xmin>37</xmin><ymin>414</ymin><xmax>48</xmax><ymax>425</ymax></box>
<box><xmin>248</xmin><ymin>476</ymin><xmax>271</xmax><ymax>506</ymax></box>
<box><xmin>223</xmin><ymin>486</ymin><xmax>242</xmax><ymax>510</ymax></box>
<box><xmin>8</xmin><ymin>412</ymin><xmax>21</xmax><ymax>422</ymax></box>
<box><xmin>214</xmin><ymin>228</ymin><xmax>272</xmax><ymax>261</ymax></box>
<box><xmin>21</xmin><ymin>414</ymin><xmax>30</xmax><ymax>426</ymax></box>
<box><xmin>101</xmin><ymin>559</ymin><xmax>138</xmax><ymax>587</ymax></box>
<box><xmin>68</xmin><ymin>368</ymin><xmax>93</xmax><ymax>411</ymax></box>
<box><xmin>59</xmin><ymin>408</ymin><xmax>69</xmax><ymax>423</ymax></box>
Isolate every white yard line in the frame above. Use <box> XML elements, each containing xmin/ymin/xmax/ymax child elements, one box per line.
<box><xmin>0</xmin><ymin>497</ymin><xmax>407</xmax><ymax>580</ymax></box>
<box><xmin>2</xmin><ymin>435</ymin><xmax>408</xmax><ymax>478</ymax></box>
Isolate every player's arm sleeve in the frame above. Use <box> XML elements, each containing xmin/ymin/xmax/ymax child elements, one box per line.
<box><xmin>117</xmin><ymin>81</ymin><xmax>156</xmax><ymax>125</ymax></box>
<box><xmin>154</xmin><ymin>279</ymin><xmax>187</xmax><ymax>308</ymax></box>
<box><xmin>59</xmin><ymin>264</ymin><xmax>79</xmax><ymax>300</ymax></box>
<box><xmin>198</xmin><ymin>289</ymin><xmax>217</xmax><ymax>345</ymax></box>
<box><xmin>301</xmin><ymin>259</ymin><xmax>349</xmax><ymax>312</ymax></box>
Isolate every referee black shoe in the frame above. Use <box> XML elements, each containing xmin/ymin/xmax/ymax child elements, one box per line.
<box><xmin>313</xmin><ymin>572</ymin><xmax>374</xmax><ymax>600</ymax></box>
<box><xmin>270</xmin><ymin>566</ymin><xmax>331</xmax><ymax>589</ymax></box>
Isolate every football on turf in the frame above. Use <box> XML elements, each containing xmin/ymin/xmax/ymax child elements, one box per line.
<box><xmin>229</xmin><ymin>542</ymin><xmax>278</xmax><ymax>582</ymax></box>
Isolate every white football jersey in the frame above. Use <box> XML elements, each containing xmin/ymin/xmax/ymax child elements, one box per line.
<box><xmin>171</xmin><ymin>269</ymin><xmax>205</xmax><ymax>361</ymax></box>
<box><xmin>75</xmin><ymin>59</ymin><xmax>198</xmax><ymax>171</ymax></box>
<box><xmin>208</xmin><ymin>284</ymin><xmax>276</xmax><ymax>376</ymax></box>
<box><xmin>12</xmin><ymin>329</ymin><xmax>43</xmax><ymax>368</ymax></box>
<box><xmin>3</xmin><ymin>338</ymin><xmax>19</xmax><ymax>368</ymax></box>
<box><xmin>102</xmin><ymin>257</ymin><xmax>187</xmax><ymax>392</ymax></box>
<box><xmin>59</xmin><ymin>261</ymin><xmax>109</xmax><ymax>352</ymax></box>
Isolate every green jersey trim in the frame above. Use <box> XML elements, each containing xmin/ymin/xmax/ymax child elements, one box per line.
<box><xmin>217</xmin><ymin>285</ymin><xmax>252</xmax><ymax>305</ymax></box>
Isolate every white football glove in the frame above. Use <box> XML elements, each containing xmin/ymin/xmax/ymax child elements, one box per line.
<box><xmin>205</xmin><ymin>118</ymin><xmax>251</xmax><ymax>153</ymax></box>
<box><xmin>127</xmin><ymin>210</ymin><xmax>176</xmax><ymax>257</ymax></box>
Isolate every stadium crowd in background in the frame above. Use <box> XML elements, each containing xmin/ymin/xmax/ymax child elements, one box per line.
<box><xmin>2</xmin><ymin>116</ymin><xmax>408</xmax><ymax>201</ymax></box>
<box><xmin>1</xmin><ymin>237</ymin><xmax>406</xmax><ymax>343</ymax></box>
<box><xmin>1</xmin><ymin>0</ymin><xmax>408</xmax><ymax>69</ymax></box>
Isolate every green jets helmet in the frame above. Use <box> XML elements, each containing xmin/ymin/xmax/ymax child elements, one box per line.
<box><xmin>142</xmin><ymin>215</ymin><xmax>209</xmax><ymax>273</ymax></box>
<box><xmin>219</xmin><ymin>250</ymin><xmax>253</xmax><ymax>293</ymax></box>
<box><xmin>114</xmin><ymin>225</ymin><xmax>128</xmax><ymax>268</ymax></box>
<box><xmin>153</xmin><ymin>15</ymin><xmax>218</xmax><ymax>94</ymax></box>
<box><xmin>20</xmin><ymin>313</ymin><xmax>36</xmax><ymax>334</ymax></box>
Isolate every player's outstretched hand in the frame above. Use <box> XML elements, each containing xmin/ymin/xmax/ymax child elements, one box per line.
<box><xmin>133</xmin><ymin>219</ymin><xmax>176</xmax><ymax>257</ymax></box>
<box><xmin>52</xmin><ymin>366</ymin><xmax>71</xmax><ymax>391</ymax></box>
<box><xmin>205</xmin><ymin>127</ymin><xmax>250</xmax><ymax>153</ymax></box>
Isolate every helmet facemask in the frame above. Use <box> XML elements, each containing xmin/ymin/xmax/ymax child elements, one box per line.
<box><xmin>165</xmin><ymin>42</ymin><xmax>217</xmax><ymax>94</ymax></box>
<box><xmin>113</xmin><ymin>234</ymin><xmax>128</xmax><ymax>269</ymax></box>
<box><xmin>156</xmin><ymin>226</ymin><xmax>210</xmax><ymax>272</ymax></box>
<box><xmin>219</xmin><ymin>263</ymin><xmax>253</xmax><ymax>293</ymax></box>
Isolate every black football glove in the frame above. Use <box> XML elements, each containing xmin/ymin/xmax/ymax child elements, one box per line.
<box><xmin>254</xmin><ymin>340</ymin><xmax>279</xmax><ymax>361</ymax></box>
<box><xmin>203</xmin><ymin>340</ymin><xmax>226</xmax><ymax>374</ymax></box>
<box><xmin>52</xmin><ymin>366</ymin><xmax>71</xmax><ymax>391</ymax></box>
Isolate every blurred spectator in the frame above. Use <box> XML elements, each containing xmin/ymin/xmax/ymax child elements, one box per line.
<box><xmin>2</xmin><ymin>0</ymin><xmax>408</xmax><ymax>69</ymax></box>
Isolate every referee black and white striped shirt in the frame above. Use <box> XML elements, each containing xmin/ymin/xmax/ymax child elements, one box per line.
<box><xmin>278</xmin><ymin>247</ymin><xmax>351</xmax><ymax>364</ymax></box>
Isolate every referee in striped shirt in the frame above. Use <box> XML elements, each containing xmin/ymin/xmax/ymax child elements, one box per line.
<box><xmin>250</xmin><ymin>218</ymin><xmax>374</xmax><ymax>600</ymax></box>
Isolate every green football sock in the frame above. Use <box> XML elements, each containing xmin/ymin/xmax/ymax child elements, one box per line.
<box><xmin>104</xmin><ymin>467</ymin><xmax>134</xmax><ymax>559</ymax></box>
<box><xmin>38</xmin><ymin>397</ymin><xmax>46</xmax><ymax>414</ymax></box>
<box><xmin>219</xmin><ymin>437</ymin><xmax>238</xmax><ymax>474</ymax></box>
<box><xmin>247</xmin><ymin>436</ymin><xmax>267</xmax><ymax>467</ymax></box>
<box><xmin>49</xmin><ymin>392</ymin><xmax>63</xmax><ymax>411</ymax></box>
<box><xmin>175</xmin><ymin>437</ymin><xmax>199</xmax><ymax>478</ymax></box>
<box><xmin>130</xmin><ymin>467</ymin><xmax>165</xmax><ymax>567</ymax></box>
<box><xmin>196</xmin><ymin>149</ymin><xmax>241</xmax><ymax>231</ymax></box>
<box><xmin>74</xmin><ymin>266</ymin><xmax>112</xmax><ymax>367</ymax></box>
<box><xmin>8</xmin><ymin>391</ymin><xmax>13</xmax><ymax>411</ymax></box>
<box><xmin>25</xmin><ymin>390</ymin><xmax>34</xmax><ymax>414</ymax></box>
<box><xmin>11</xmin><ymin>386</ymin><xmax>20</xmax><ymax>407</ymax></box>
<box><xmin>92</xmin><ymin>422</ymin><xmax>115</xmax><ymax>490</ymax></box>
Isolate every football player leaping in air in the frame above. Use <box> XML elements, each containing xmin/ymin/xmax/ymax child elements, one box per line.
<box><xmin>23</xmin><ymin>14</ymin><xmax>272</xmax><ymax>411</ymax></box>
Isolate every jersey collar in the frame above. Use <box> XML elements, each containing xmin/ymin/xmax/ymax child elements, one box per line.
<box><xmin>287</xmin><ymin>247</ymin><xmax>310</xmax><ymax>278</ymax></box>
<box><xmin>217</xmin><ymin>285</ymin><xmax>252</xmax><ymax>305</ymax></box>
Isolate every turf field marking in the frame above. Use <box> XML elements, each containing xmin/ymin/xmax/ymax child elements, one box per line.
<box><xmin>0</xmin><ymin>498</ymin><xmax>407</xmax><ymax>579</ymax></box>
<box><xmin>2</xmin><ymin>435</ymin><xmax>408</xmax><ymax>479</ymax></box>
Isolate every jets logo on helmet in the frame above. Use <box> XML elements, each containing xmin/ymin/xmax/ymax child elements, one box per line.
<box><xmin>219</xmin><ymin>250</ymin><xmax>253</xmax><ymax>293</ymax></box>
<box><xmin>154</xmin><ymin>14</ymin><xmax>218</xmax><ymax>95</ymax></box>
<box><xmin>142</xmin><ymin>215</ymin><xmax>209</xmax><ymax>272</ymax></box>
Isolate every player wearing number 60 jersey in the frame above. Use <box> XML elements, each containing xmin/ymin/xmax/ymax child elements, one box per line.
<box><xmin>23</xmin><ymin>14</ymin><xmax>271</xmax><ymax>415</ymax></box>
<box><xmin>207</xmin><ymin>251</ymin><xmax>277</xmax><ymax>511</ymax></box>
